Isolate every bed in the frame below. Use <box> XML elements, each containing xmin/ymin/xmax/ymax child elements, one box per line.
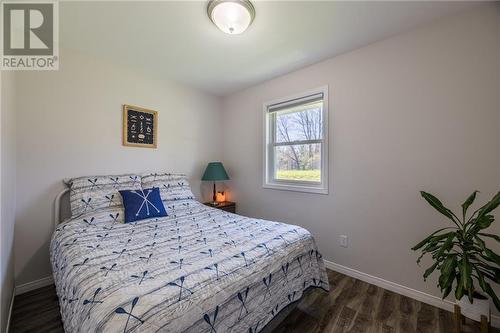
<box><xmin>50</xmin><ymin>173</ymin><xmax>329</xmax><ymax>333</ymax></box>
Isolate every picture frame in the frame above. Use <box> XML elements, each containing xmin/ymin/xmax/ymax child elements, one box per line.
<box><xmin>122</xmin><ymin>104</ymin><xmax>158</xmax><ymax>148</ymax></box>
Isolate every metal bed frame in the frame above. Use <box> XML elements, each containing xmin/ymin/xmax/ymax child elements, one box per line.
<box><xmin>54</xmin><ymin>188</ymin><xmax>70</xmax><ymax>228</ymax></box>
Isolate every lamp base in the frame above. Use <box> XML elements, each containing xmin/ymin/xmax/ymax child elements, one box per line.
<box><xmin>209</xmin><ymin>201</ymin><xmax>219</xmax><ymax>207</ymax></box>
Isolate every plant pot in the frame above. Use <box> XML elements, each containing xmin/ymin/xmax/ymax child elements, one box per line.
<box><xmin>457</xmin><ymin>292</ymin><xmax>490</xmax><ymax>322</ymax></box>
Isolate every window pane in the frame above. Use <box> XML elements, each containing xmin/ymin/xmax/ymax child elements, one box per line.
<box><xmin>274</xmin><ymin>143</ymin><xmax>321</xmax><ymax>182</ymax></box>
<box><xmin>275</xmin><ymin>102</ymin><xmax>323</xmax><ymax>143</ymax></box>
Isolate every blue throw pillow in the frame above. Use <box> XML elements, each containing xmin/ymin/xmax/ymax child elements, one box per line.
<box><xmin>119</xmin><ymin>187</ymin><xmax>167</xmax><ymax>223</ymax></box>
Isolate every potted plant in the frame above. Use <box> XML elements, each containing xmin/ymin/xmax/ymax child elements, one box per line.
<box><xmin>412</xmin><ymin>191</ymin><xmax>500</xmax><ymax>323</ymax></box>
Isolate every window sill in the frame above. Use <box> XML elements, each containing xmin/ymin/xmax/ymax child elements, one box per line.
<box><xmin>263</xmin><ymin>182</ymin><xmax>328</xmax><ymax>195</ymax></box>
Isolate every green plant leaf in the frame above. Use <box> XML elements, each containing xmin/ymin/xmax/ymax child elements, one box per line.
<box><xmin>478</xmin><ymin>253</ymin><xmax>499</xmax><ymax>266</ymax></box>
<box><xmin>462</xmin><ymin>191</ymin><xmax>478</xmax><ymax>220</ymax></box>
<box><xmin>416</xmin><ymin>233</ymin><xmax>454</xmax><ymax>262</ymax></box>
<box><xmin>416</xmin><ymin>190</ymin><xmax>500</xmax><ymax>308</ymax></box>
<box><xmin>483</xmin><ymin>281</ymin><xmax>500</xmax><ymax>312</ymax></box>
<box><xmin>439</xmin><ymin>269</ymin><xmax>455</xmax><ymax>291</ymax></box>
<box><xmin>420</xmin><ymin>243</ymin><xmax>440</xmax><ymax>257</ymax></box>
<box><xmin>411</xmin><ymin>228</ymin><xmax>454</xmax><ymax>251</ymax></box>
<box><xmin>440</xmin><ymin>254</ymin><xmax>457</xmax><ymax>276</ymax></box>
<box><xmin>420</xmin><ymin>192</ymin><xmax>457</xmax><ymax>222</ymax></box>
<box><xmin>474</xmin><ymin>265</ymin><xmax>500</xmax><ymax>311</ymax></box>
<box><xmin>455</xmin><ymin>270</ymin><xmax>464</xmax><ymax>301</ymax></box>
<box><xmin>475</xmin><ymin>238</ymin><xmax>500</xmax><ymax>264</ymax></box>
<box><xmin>433</xmin><ymin>234</ymin><xmax>455</xmax><ymax>260</ymax></box>
<box><xmin>484</xmin><ymin>248</ymin><xmax>500</xmax><ymax>266</ymax></box>
<box><xmin>476</xmin><ymin>191</ymin><xmax>500</xmax><ymax>220</ymax></box>
<box><xmin>461</xmin><ymin>255</ymin><xmax>473</xmax><ymax>301</ymax></box>
<box><xmin>477</xmin><ymin>267</ymin><xmax>498</xmax><ymax>283</ymax></box>
<box><xmin>465</xmin><ymin>214</ymin><xmax>494</xmax><ymax>238</ymax></box>
<box><xmin>478</xmin><ymin>233</ymin><xmax>500</xmax><ymax>242</ymax></box>
<box><xmin>472</xmin><ymin>236</ymin><xmax>500</xmax><ymax>266</ymax></box>
<box><xmin>476</xmin><ymin>268</ymin><xmax>487</xmax><ymax>290</ymax></box>
<box><xmin>416</xmin><ymin>252</ymin><xmax>426</xmax><ymax>266</ymax></box>
<box><xmin>416</xmin><ymin>243</ymin><xmax>443</xmax><ymax>265</ymax></box>
<box><xmin>423</xmin><ymin>262</ymin><xmax>439</xmax><ymax>281</ymax></box>
<box><xmin>442</xmin><ymin>285</ymin><xmax>453</xmax><ymax>299</ymax></box>
<box><xmin>474</xmin><ymin>235</ymin><xmax>486</xmax><ymax>249</ymax></box>
<box><xmin>476</xmin><ymin>215</ymin><xmax>494</xmax><ymax>230</ymax></box>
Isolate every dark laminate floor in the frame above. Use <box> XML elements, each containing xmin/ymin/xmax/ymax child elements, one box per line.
<box><xmin>270</xmin><ymin>270</ymin><xmax>498</xmax><ymax>333</ymax></box>
<box><xmin>10</xmin><ymin>270</ymin><xmax>496</xmax><ymax>333</ymax></box>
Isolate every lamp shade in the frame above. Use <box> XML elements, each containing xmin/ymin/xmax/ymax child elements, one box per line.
<box><xmin>202</xmin><ymin>162</ymin><xmax>230</xmax><ymax>181</ymax></box>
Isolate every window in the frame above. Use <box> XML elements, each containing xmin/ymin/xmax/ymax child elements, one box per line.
<box><xmin>264</xmin><ymin>86</ymin><xmax>328</xmax><ymax>194</ymax></box>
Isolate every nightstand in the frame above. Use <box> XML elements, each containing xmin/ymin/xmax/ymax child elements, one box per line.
<box><xmin>204</xmin><ymin>201</ymin><xmax>236</xmax><ymax>213</ymax></box>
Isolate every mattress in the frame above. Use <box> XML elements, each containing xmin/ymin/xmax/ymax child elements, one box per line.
<box><xmin>50</xmin><ymin>199</ymin><xmax>329</xmax><ymax>333</ymax></box>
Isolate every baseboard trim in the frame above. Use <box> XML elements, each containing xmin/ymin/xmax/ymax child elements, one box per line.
<box><xmin>323</xmin><ymin>260</ymin><xmax>500</xmax><ymax>328</ymax></box>
<box><xmin>5</xmin><ymin>289</ymin><xmax>14</xmax><ymax>333</ymax></box>
<box><xmin>15</xmin><ymin>276</ymin><xmax>54</xmax><ymax>296</ymax></box>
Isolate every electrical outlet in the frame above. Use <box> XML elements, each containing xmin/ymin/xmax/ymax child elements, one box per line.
<box><xmin>340</xmin><ymin>235</ymin><xmax>348</xmax><ymax>248</ymax></box>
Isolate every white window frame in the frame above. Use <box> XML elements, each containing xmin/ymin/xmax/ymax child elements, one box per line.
<box><xmin>263</xmin><ymin>86</ymin><xmax>329</xmax><ymax>194</ymax></box>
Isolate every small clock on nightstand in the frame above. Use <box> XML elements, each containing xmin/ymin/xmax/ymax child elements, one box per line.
<box><xmin>204</xmin><ymin>201</ymin><xmax>236</xmax><ymax>213</ymax></box>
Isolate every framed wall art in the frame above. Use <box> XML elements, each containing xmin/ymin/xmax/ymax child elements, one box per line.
<box><xmin>122</xmin><ymin>104</ymin><xmax>158</xmax><ymax>148</ymax></box>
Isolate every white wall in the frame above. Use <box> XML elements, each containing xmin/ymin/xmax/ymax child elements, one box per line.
<box><xmin>222</xmin><ymin>4</ymin><xmax>500</xmax><ymax>312</ymax></box>
<box><xmin>1</xmin><ymin>70</ymin><xmax>16</xmax><ymax>332</ymax></box>
<box><xmin>13</xmin><ymin>48</ymin><xmax>223</xmax><ymax>285</ymax></box>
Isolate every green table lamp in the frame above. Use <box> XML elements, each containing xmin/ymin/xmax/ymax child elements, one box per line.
<box><xmin>202</xmin><ymin>162</ymin><xmax>230</xmax><ymax>206</ymax></box>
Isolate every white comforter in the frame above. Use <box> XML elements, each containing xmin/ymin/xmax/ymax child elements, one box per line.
<box><xmin>50</xmin><ymin>199</ymin><xmax>329</xmax><ymax>333</ymax></box>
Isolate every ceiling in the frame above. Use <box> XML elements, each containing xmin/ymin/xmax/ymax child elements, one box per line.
<box><xmin>60</xmin><ymin>1</ymin><xmax>476</xmax><ymax>96</ymax></box>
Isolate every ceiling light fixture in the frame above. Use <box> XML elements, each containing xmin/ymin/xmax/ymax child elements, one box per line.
<box><xmin>207</xmin><ymin>0</ymin><xmax>255</xmax><ymax>35</ymax></box>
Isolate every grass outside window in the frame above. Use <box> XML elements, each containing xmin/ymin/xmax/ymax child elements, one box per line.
<box><xmin>276</xmin><ymin>169</ymin><xmax>321</xmax><ymax>182</ymax></box>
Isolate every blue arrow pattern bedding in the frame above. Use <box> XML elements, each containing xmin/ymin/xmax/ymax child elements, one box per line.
<box><xmin>50</xmin><ymin>197</ymin><xmax>329</xmax><ymax>332</ymax></box>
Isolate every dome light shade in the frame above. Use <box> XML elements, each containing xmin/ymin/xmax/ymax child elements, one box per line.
<box><xmin>207</xmin><ymin>0</ymin><xmax>255</xmax><ymax>34</ymax></box>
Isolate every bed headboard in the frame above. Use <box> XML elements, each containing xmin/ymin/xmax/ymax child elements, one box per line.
<box><xmin>54</xmin><ymin>188</ymin><xmax>71</xmax><ymax>227</ymax></box>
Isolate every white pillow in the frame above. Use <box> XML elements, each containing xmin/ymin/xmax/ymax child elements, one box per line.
<box><xmin>65</xmin><ymin>174</ymin><xmax>141</xmax><ymax>217</ymax></box>
<box><xmin>141</xmin><ymin>173</ymin><xmax>195</xmax><ymax>202</ymax></box>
